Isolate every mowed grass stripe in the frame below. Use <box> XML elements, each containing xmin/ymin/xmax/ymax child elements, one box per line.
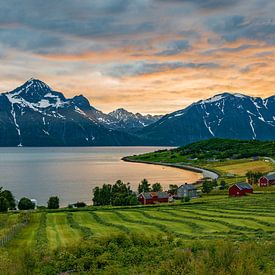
<box><xmin>160</xmin><ymin>209</ymin><xmax>232</xmax><ymax>233</ymax></box>
<box><xmin>174</xmin><ymin>208</ymin><xmax>275</xmax><ymax>229</ymax></box>
<box><xmin>46</xmin><ymin>213</ymin><xmax>82</xmax><ymax>250</ymax></box>
<box><xmin>101</xmin><ymin>211</ymin><xmax>160</xmax><ymax>235</ymax></box>
<box><xmin>140</xmin><ymin>209</ymin><xmax>203</xmax><ymax>233</ymax></box>
<box><xmin>115</xmin><ymin>210</ymin><xmax>172</xmax><ymax>234</ymax></box>
<box><xmin>128</xmin><ymin>210</ymin><xmax>197</xmax><ymax>237</ymax></box>
<box><xmin>89</xmin><ymin>211</ymin><xmax>130</xmax><ymax>233</ymax></box>
<box><xmin>113</xmin><ymin>211</ymin><xmax>166</xmax><ymax>235</ymax></box>
<box><xmin>73</xmin><ymin>212</ymin><xmax>121</xmax><ymax>236</ymax></box>
<box><xmin>157</xmin><ymin>209</ymin><xmax>262</xmax><ymax>234</ymax></box>
<box><xmin>7</xmin><ymin>213</ymin><xmax>41</xmax><ymax>251</ymax></box>
<box><xmin>189</xmin><ymin>207</ymin><xmax>275</xmax><ymax>218</ymax></box>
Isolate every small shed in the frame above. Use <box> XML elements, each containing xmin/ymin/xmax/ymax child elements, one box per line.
<box><xmin>229</xmin><ymin>183</ymin><xmax>253</xmax><ymax>197</ymax></box>
<box><xmin>177</xmin><ymin>184</ymin><xmax>197</xmax><ymax>198</ymax></box>
<box><xmin>258</xmin><ymin>174</ymin><xmax>275</xmax><ymax>187</ymax></box>
<box><xmin>138</xmin><ymin>192</ymin><xmax>169</xmax><ymax>205</ymax></box>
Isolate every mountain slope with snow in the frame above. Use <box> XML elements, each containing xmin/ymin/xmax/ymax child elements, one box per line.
<box><xmin>137</xmin><ymin>93</ymin><xmax>275</xmax><ymax>145</ymax></box>
<box><xmin>0</xmin><ymin>79</ymin><xmax>144</xmax><ymax>146</ymax></box>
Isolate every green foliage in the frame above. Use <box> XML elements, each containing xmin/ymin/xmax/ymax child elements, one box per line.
<box><xmin>138</xmin><ymin>179</ymin><xmax>150</xmax><ymax>193</ymax></box>
<box><xmin>67</xmin><ymin>212</ymin><xmax>92</xmax><ymax>240</ymax></box>
<box><xmin>202</xmin><ymin>181</ymin><xmax>214</xmax><ymax>193</ymax></box>
<box><xmin>0</xmin><ymin>196</ymin><xmax>8</xmax><ymax>212</ymax></box>
<box><xmin>151</xmin><ymin>182</ymin><xmax>163</xmax><ymax>192</ymax></box>
<box><xmin>47</xmin><ymin>196</ymin><xmax>60</xmax><ymax>209</ymax></box>
<box><xmin>35</xmin><ymin>212</ymin><xmax>48</xmax><ymax>251</ymax></box>
<box><xmin>176</xmin><ymin>138</ymin><xmax>275</xmax><ymax>160</ymax></box>
<box><xmin>18</xmin><ymin>197</ymin><xmax>35</xmax><ymax>210</ymax></box>
<box><xmin>246</xmin><ymin>170</ymin><xmax>264</xmax><ymax>184</ymax></box>
<box><xmin>15</xmin><ymin>234</ymin><xmax>275</xmax><ymax>274</ymax></box>
<box><xmin>219</xmin><ymin>180</ymin><xmax>229</xmax><ymax>190</ymax></box>
<box><xmin>168</xmin><ymin>184</ymin><xmax>178</xmax><ymax>195</ymax></box>
<box><xmin>0</xmin><ymin>189</ymin><xmax>16</xmax><ymax>209</ymax></box>
<box><xmin>93</xmin><ymin>180</ymin><xmax>139</xmax><ymax>207</ymax></box>
<box><xmin>129</xmin><ymin>138</ymin><xmax>275</xmax><ymax>163</ymax></box>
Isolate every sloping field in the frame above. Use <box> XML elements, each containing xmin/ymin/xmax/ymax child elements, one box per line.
<box><xmin>211</xmin><ymin>160</ymin><xmax>274</xmax><ymax>176</ymax></box>
<box><xmin>2</xmin><ymin>193</ymin><xmax>274</xmax><ymax>253</ymax></box>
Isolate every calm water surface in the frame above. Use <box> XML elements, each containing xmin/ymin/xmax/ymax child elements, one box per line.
<box><xmin>0</xmin><ymin>147</ymin><xmax>201</xmax><ymax>206</ymax></box>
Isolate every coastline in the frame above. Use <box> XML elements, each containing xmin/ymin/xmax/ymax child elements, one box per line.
<box><xmin>122</xmin><ymin>157</ymin><xmax>219</xmax><ymax>181</ymax></box>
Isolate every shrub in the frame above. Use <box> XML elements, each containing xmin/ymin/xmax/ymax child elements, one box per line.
<box><xmin>47</xmin><ymin>196</ymin><xmax>60</xmax><ymax>209</ymax></box>
<box><xmin>0</xmin><ymin>196</ymin><xmax>8</xmax><ymax>212</ymax></box>
<box><xmin>18</xmin><ymin>197</ymin><xmax>35</xmax><ymax>210</ymax></box>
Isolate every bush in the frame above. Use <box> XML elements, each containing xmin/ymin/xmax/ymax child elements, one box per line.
<box><xmin>18</xmin><ymin>197</ymin><xmax>35</xmax><ymax>210</ymax></box>
<box><xmin>47</xmin><ymin>196</ymin><xmax>60</xmax><ymax>209</ymax></box>
<box><xmin>0</xmin><ymin>196</ymin><xmax>8</xmax><ymax>212</ymax></box>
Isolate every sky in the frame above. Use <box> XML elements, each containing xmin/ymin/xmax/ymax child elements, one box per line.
<box><xmin>0</xmin><ymin>0</ymin><xmax>274</xmax><ymax>114</ymax></box>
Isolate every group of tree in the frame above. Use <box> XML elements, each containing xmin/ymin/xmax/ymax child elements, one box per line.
<box><xmin>175</xmin><ymin>139</ymin><xmax>275</xmax><ymax>160</ymax></box>
<box><xmin>138</xmin><ymin>179</ymin><xmax>163</xmax><ymax>193</ymax></box>
<box><xmin>93</xmin><ymin>180</ymin><xmax>139</xmax><ymax>206</ymax></box>
<box><xmin>0</xmin><ymin>187</ymin><xmax>16</xmax><ymax>212</ymax></box>
<box><xmin>246</xmin><ymin>171</ymin><xmax>264</xmax><ymax>185</ymax></box>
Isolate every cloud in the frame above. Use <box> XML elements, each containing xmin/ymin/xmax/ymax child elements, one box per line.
<box><xmin>104</xmin><ymin>61</ymin><xmax>219</xmax><ymax>77</ymax></box>
<box><xmin>155</xmin><ymin>0</ymin><xmax>241</xmax><ymax>10</ymax></box>
<box><xmin>156</xmin><ymin>39</ymin><xmax>190</xmax><ymax>56</ymax></box>
<box><xmin>208</xmin><ymin>15</ymin><xmax>275</xmax><ymax>44</ymax></box>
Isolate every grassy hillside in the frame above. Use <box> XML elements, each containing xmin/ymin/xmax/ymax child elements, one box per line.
<box><xmin>127</xmin><ymin>139</ymin><xmax>275</xmax><ymax>185</ymax></box>
<box><xmin>129</xmin><ymin>138</ymin><xmax>275</xmax><ymax>163</ymax></box>
<box><xmin>0</xmin><ymin>193</ymin><xmax>274</xmax><ymax>273</ymax></box>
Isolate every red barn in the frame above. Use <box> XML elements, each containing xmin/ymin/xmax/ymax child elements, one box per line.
<box><xmin>258</xmin><ymin>174</ymin><xmax>275</xmax><ymax>187</ymax></box>
<box><xmin>138</xmin><ymin>192</ymin><xmax>169</xmax><ymax>205</ymax></box>
<box><xmin>229</xmin><ymin>182</ymin><xmax>253</xmax><ymax>197</ymax></box>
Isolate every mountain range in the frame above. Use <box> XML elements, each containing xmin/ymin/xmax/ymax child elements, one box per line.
<box><xmin>0</xmin><ymin>78</ymin><xmax>274</xmax><ymax>146</ymax></box>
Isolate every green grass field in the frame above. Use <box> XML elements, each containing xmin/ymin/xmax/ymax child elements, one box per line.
<box><xmin>2</xmin><ymin>193</ymin><xmax>274</xmax><ymax>250</ymax></box>
<box><xmin>0</xmin><ymin>193</ymin><xmax>274</xmax><ymax>274</ymax></box>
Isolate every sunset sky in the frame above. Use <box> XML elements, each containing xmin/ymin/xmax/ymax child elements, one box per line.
<box><xmin>0</xmin><ymin>0</ymin><xmax>274</xmax><ymax>114</ymax></box>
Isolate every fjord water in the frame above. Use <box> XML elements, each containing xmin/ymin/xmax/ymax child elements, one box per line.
<box><xmin>0</xmin><ymin>147</ymin><xmax>201</xmax><ymax>206</ymax></box>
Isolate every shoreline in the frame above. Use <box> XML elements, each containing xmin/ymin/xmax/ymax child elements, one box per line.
<box><xmin>122</xmin><ymin>157</ymin><xmax>219</xmax><ymax>181</ymax></box>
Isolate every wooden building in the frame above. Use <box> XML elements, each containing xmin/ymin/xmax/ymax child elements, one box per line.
<box><xmin>229</xmin><ymin>182</ymin><xmax>253</xmax><ymax>197</ymax></box>
<box><xmin>258</xmin><ymin>174</ymin><xmax>275</xmax><ymax>187</ymax></box>
<box><xmin>138</xmin><ymin>192</ymin><xmax>169</xmax><ymax>205</ymax></box>
<box><xmin>176</xmin><ymin>183</ymin><xmax>197</xmax><ymax>198</ymax></box>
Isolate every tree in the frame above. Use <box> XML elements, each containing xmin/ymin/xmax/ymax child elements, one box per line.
<box><xmin>18</xmin><ymin>197</ymin><xmax>35</xmax><ymax>210</ymax></box>
<box><xmin>168</xmin><ymin>184</ymin><xmax>178</xmax><ymax>195</ymax></box>
<box><xmin>152</xmin><ymin>183</ymin><xmax>163</xmax><ymax>192</ymax></box>
<box><xmin>138</xmin><ymin>179</ymin><xmax>150</xmax><ymax>194</ymax></box>
<box><xmin>0</xmin><ymin>196</ymin><xmax>8</xmax><ymax>212</ymax></box>
<box><xmin>246</xmin><ymin>171</ymin><xmax>263</xmax><ymax>185</ymax></box>
<box><xmin>93</xmin><ymin>180</ymin><xmax>139</xmax><ymax>207</ymax></box>
<box><xmin>47</xmin><ymin>196</ymin><xmax>60</xmax><ymax>209</ymax></box>
<box><xmin>202</xmin><ymin>181</ymin><xmax>213</xmax><ymax>194</ymax></box>
<box><xmin>220</xmin><ymin>180</ymin><xmax>228</xmax><ymax>190</ymax></box>
<box><xmin>0</xmin><ymin>188</ymin><xmax>15</xmax><ymax>210</ymax></box>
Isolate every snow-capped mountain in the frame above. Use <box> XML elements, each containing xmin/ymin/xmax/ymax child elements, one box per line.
<box><xmin>106</xmin><ymin>108</ymin><xmax>162</xmax><ymax>132</ymax></box>
<box><xmin>137</xmin><ymin>93</ymin><xmax>275</xmax><ymax>145</ymax></box>
<box><xmin>0</xmin><ymin>78</ymin><xmax>144</xmax><ymax>146</ymax></box>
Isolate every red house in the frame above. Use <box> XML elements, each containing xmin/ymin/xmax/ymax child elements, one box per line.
<box><xmin>138</xmin><ymin>192</ymin><xmax>169</xmax><ymax>205</ymax></box>
<box><xmin>258</xmin><ymin>174</ymin><xmax>275</xmax><ymax>187</ymax></box>
<box><xmin>229</xmin><ymin>182</ymin><xmax>253</xmax><ymax>197</ymax></box>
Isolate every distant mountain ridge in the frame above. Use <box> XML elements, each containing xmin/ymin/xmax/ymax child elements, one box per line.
<box><xmin>137</xmin><ymin>92</ymin><xmax>275</xmax><ymax>145</ymax></box>
<box><xmin>0</xmin><ymin>78</ymin><xmax>153</xmax><ymax>146</ymax></box>
<box><xmin>0</xmin><ymin>79</ymin><xmax>274</xmax><ymax>146</ymax></box>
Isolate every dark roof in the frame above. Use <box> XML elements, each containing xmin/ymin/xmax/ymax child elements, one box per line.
<box><xmin>234</xmin><ymin>182</ymin><xmax>253</xmax><ymax>190</ymax></box>
<box><xmin>140</xmin><ymin>192</ymin><xmax>169</xmax><ymax>199</ymax></box>
<box><xmin>157</xmin><ymin>192</ymin><xmax>169</xmax><ymax>199</ymax></box>
<box><xmin>178</xmin><ymin>184</ymin><xmax>197</xmax><ymax>190</ymax></box>
<box><xmin>265</xmin><ymin>174</ymin><xmax>275</xmax><ymax>181</ymax></box>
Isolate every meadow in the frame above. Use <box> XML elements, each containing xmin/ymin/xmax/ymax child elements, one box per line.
<box><xmin>0</xmin><ymin>193</ymin><xmax>274</xmax><ymax>274</ymax></box>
